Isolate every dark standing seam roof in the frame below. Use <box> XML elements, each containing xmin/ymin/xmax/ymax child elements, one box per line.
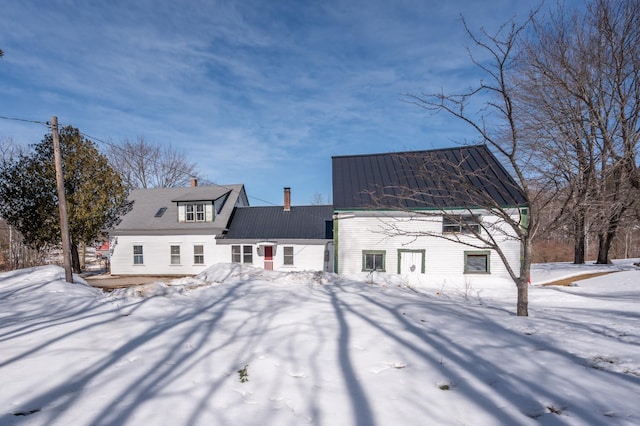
<box><xmin>332</xmin><ymin>145</ymin><xmax>527</xmax><ymax>210</ymax></box>
<box><xmin>225</xmin><ymin>205</ymin><xmax>334</xmax><ymax>239</ymax></box>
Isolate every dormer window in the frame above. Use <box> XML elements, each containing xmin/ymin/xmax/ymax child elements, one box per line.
<box><xmin>177</xmin><ymin>200</ymin><xmax>213</xmax><ymax>223</ymax></box>
<box><xmin>186</xmin><ymin>203</ymin><xmax>205</xmax><ymax>222</ymax></box>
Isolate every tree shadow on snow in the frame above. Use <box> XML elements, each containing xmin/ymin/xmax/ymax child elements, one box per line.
<box><xmin>1</xmin><ymin>269</ymin><xmax>638</xmax><ymax>425</ymax></box>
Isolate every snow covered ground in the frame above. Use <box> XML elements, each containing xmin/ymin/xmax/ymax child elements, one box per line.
<box><xmin>1</xmin><ymin>260</ymin><xmax>639</xmax><ymax>425</ymax></box>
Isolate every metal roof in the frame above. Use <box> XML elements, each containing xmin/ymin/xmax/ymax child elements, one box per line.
<box><xmin>170</xmin><ymin>186</ymin><xmax>237</xmax><ymax>203</ymax></box>
<box><xmin>332</xmin><ymin>145</ymin><xmax>527</xmax><ymax>210</ymax></box>
<box><xmin>110</xmin><ymin>184</ymin><xmax>246</xmax><ymax>235</ymax></box>
<box><xmin>224</xmin><ymin>205</ymin><xmax>333</xmax><ymax>240</ymax></box>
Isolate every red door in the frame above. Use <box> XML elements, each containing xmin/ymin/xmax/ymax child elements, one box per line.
<box><xmin>264</xmin><ymin>246</ymin><xmax>273</xmax><ymax>270</ymax></box>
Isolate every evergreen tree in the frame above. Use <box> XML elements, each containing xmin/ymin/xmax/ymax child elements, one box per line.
<box><xmin>0</xmin><ymin>126</ymin><xmax>130</xmax><ymax>273</ymax></box>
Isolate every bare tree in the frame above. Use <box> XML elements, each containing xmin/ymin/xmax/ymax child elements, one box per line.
<box><xmin>520</xmin><ymin>0</ymin><xmax>640</xmax><ymax>264</ymax></box>
<box><xmin>395</xmin><ymin>14</ymin><xmax>555</xmax><ymax>316</ymax></box>
<box><xmin>310</xmin><ymin>192</ymin><xmax>326</xmax><ymax>205</ymax></box>
<box><xmin>0</xmin><ymin>219</ymin><xmax>46</xmax><ymax>271</ymax></box>
<box><xmin>108</xmin><ymin>137</ymin><xmax>201</xmax><ymax>189</ymax></box>
<box><xmin>0</xmin><ymin>137</ymin><xmax>26</xmax><ymax>162</ymax></box>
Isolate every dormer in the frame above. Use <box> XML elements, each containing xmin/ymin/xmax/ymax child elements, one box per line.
<box><xmin>110</xmin><ymin>184</ymin><xmax>247</xmax><ymax>237</ymax></box>
<box><xmin>176</xmin><ymin>201</ymin><xmax>215</xmax><ymax>223</ymax></box>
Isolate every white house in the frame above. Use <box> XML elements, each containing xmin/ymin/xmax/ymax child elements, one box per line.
<box><xmin>217</xmin><ymin>188</ymin><xmax>334</xmax><ymax>272</ymax></box>
<box><xmin>331</xmin><ymin>145</ymin><xmax>527</xmax><ymax>285</ymax></box>
<box><xmin>109</xmin><ymin>145</ymin><xmax>526</xmax><ymax>282</ymax></box>
<box><xmin>109</xmin><ymin>185</ymin><xmax>333</xmax><ymax>275</ymax></box>
<box><xmin>109</xmin><ymin>181</ymin><xmax>248</xmax><ymax>276</ymax></box>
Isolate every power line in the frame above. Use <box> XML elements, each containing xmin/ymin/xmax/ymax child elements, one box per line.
<box><xmin>1</xmin><ymin>115</ymin><xmax>329</xmax><ymax>212</ymax></box>
<box><xmin>0</xmin><ymin>115</ymin><xmax>49</xmax><ymax>126</ymax></box>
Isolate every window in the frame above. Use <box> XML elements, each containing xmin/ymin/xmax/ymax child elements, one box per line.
<box><xmin>155</xmin><ymin>207</ymin><xmax>167</xmax><ymax>217</ymax></box>
<box><xmin>232</xmin><ymin>245</ymin><xmax>241</xmax><ymax>263</ymax></box>
<box><xmin>443</xmin><ymin>215</ymin><xmax>481</xmax><ymax>234</ymax></box>
<box><xmin>243</xmin><ymin>245</ymin><xmax>253</xmax><ymax>264</ymax></box>
<box><xmin>133</xmin><ymin>245</ymin><xmax>144</xmax><ymax>265</ymax></box>
<box><xmin>186</xmin><ymin>203</ymin><xmax>206</xmax><ymax>222</ymax></box>
<box><xmin>464</xmin><ymin>251</ymin><xmax>490</xmax><ymax>274</ymax></box>
<box><xmin>170</xmin><ymin>245</ymin><xmax>180</xmax><ymax>265</ymax></box>
<box><xmin>231</xmin><ymin>245</ymin><xmax>253</xmax><ymax>264</ymax></box>
<box><xmin>283</xmin><ymin>246</ymin><xmax>294</xmax><ymax>266</ymax></box>
<box><xmin>194</xmin><ymin>245</ymin><xmax>204</xmax><ymax>264</ymax></box>
<box><xmin>362</xmin><ymin>250</ymin><xmax>385</xmax><ymax>272</ymax></box>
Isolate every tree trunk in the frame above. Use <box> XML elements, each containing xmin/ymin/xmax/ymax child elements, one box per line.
<box><xmin>517</xmin><ymin>238</ymin><xmax>531</xmax><ymax>316</ymax></box>
<box><xmin>71</xmin><ymin>243</ymin><xmax>82</xmax><ymax>274</ymax></box>
<box><xmin>516</xmin><ymin>276</ymin><xmax>529</xmax><ymax>316</ymax></box>
<box><xmin>596</xmin><ymin>231</ymin><xmax>614</xmax><ymax>264</ymax></box>
<box><xmin>80</xmin><ymin>241</ymin><xmax>86</xmax><ymax>270</ymax></box>
<box><xmin>573</xmin><ymin>210</ymin><xmax>586</xmax><ymax>264</ymax></box>
<box><xmin>596</xmin><ymin>209</ymin><xmax>624</xmax><ymax>264</ymax></box>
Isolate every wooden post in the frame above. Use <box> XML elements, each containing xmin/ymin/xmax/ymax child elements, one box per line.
<box><xmin>52</xmin><ymin>116</ymin><xmax>73</xmax><ymax>283</ymax></box>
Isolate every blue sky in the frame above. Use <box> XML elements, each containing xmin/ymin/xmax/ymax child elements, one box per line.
<box><xmin>0</xmin><ymin>1</ymin><xmax>575</xmax><ymax>206</ymax></box>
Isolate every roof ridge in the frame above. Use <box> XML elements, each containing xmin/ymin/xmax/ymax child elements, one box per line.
<box><xmin>234</xmin><ymin>204</ymin><xmax>333</xmax><ymax>209</ymax></box>
<box><xmin>132</xmin><ymin>183</ymin><xmax>244</xmax><ymax>192</ymax></box>
<box><xmin>331</xmin><ymin>144</ymin><xmax>486</xmax><ymax>160</ymax></box>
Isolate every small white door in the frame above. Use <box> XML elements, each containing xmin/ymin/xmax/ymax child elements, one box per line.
<box><xmin>400</xmin><ymin>251</ymin><xmax>423</xmax><ymax>275</ymax></box>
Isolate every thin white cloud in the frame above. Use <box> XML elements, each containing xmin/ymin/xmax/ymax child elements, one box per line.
<box><xmin>1</xmin><ymin>0</ymin><xmax>543</xmax><ymax>205</ymax></box>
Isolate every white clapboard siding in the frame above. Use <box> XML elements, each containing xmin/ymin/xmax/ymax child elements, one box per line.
<box><xmin>213</xmin><ymin>242</ymin><xmax>330</xmax><ymax>272</ymax></box>
<box><xmin>335</xmin><ymin>210</ymin><xmax>521</xmax><ymax>284</ymax></box>
<box><xmin>110</xmin><ymin>235</ymin><xmax>216</xmax><ymax>276</ymax></box>
<box><xmin>272</xmin><ymin>244</ymin><xmax>327</xmax><ymax>271</ymax></box>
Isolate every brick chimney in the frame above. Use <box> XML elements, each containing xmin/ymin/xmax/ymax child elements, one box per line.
<box><xmin>284</xmin><ymin>187</ymin><xmax>291</xmax><ymax>212</ymax></box>
<box><xmin>190</xmin><ymin>177</ymin><xmax>198</xmax><ymax>187</ymax></box>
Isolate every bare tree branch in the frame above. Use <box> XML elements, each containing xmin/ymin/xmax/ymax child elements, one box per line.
<box><xmin>107</xmin><ymin>137</ymin><xmax>201</xmax><ymax>189</ymax></box>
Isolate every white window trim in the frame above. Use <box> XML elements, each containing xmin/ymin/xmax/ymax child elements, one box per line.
<box><xmin>133</xmin><ymin>244</ymin><xmax>144</xmax><ymax>265</ymax></box>
<box><xmin>170</xmin><ymin>245</ymin><xmax>181</xmax><ymax>265</ymax></box>
<box><xmin>283</xmin><ymin>246</ymin><xmax>294</xmax><ymax>266</ymax></box>
<box><xmin>231</xmin><ymin>245</ymin><xmax>253</xmax><ymax>264</ymax></box>
<box><xmin>193</xmin><ymin>244</ymin><xmax>205</xmax><ymax>265</ymax></box>
<box><xmin>185</xmin><ymin>203</ymin><xmax>206</xmax><ymax>223</ymax></box>
<box><xmin>243</xmin><ymin>245</ymin><xmax>253</xmax><ymax>264</ymax></box>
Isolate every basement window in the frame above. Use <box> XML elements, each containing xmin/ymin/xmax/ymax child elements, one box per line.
<box><xmin>362</xmin><ymin>250</ymin><xmax>385</xmax><ymax>272</ymax></box>
<box><xmin>464</xmin><ymin>251</ymin><xmax>490</xmax><ymax>274</ymax></box>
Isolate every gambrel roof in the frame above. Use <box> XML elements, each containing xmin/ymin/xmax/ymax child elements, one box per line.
<box><xmin>223</xmin><ymin>205</ymin><xmax>333</xmax><ymax>240</ymax></box>
<box><xmin>111</xmin><ymin>184</ymin><xmax>247</xmax><ymax>236</ymax></box>
<box><xmin>332</xmin><ymin>144</ymin><xmax>527</xmax><ymax>210</ymax></box>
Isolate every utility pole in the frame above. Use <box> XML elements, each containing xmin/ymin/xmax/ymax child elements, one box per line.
<box><xmin>52</xmin><ymin>116</ymin><xmax>73</xmax><ymax>283</ymax></box>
